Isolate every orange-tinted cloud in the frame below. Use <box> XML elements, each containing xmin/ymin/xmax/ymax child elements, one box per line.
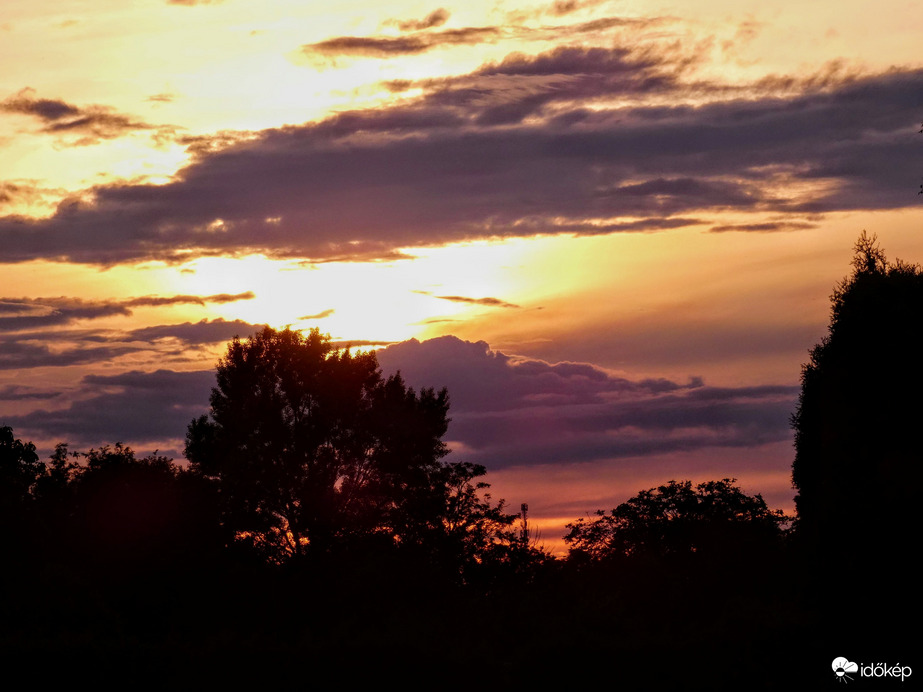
<box><xmin>387</xmin><ymin>8</ymin><xmax>451</xmax><ymax>32</ymax></box>
<box><xmin>413</xmin><ymin>291</ymin><xmax>520</xmax><ymax>308</ymax></box>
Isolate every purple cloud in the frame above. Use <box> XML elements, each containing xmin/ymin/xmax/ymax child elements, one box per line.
<box><xmin>4</xmin><ymin>335</ymin><xmax>796</xmax><ymax>466</ymax></box>
<box><xmin>4</xmin><ymin>369</ymin><xmax>214</xmax><ymax>447</ymax></box>
<box><xmin>0</xmin><ymin>63</ymin><xmax>918</xmax><ymax>266</ymax></box>
<box><xmin>0</xmin><ymin>293</ymin><xmax>254</xmax><ymax>330</ymax></box>
<box><xmin>376</xmin><ymin>336</ymin><xmax>797</xmax><ymax>469</ymax></box>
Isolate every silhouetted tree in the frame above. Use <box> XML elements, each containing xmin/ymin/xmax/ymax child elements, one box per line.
<box><xmin>392</xmin><ymin>459</ymin><xmax>546</xmax><ymax>580</ymax></box>
<box><xmin>185</xmin><ymin>326</ymin><xmax>515</xmax><ymax>566</ymax></box>
<box><xmin>564</xmin><ymin>478</ymin><xmax>788</xmax><ymax>560</ymax></box>
<box><xmin>791</xmin><ymin>232</ymin><xmax>923</xmax><ymax>553</ymax></box>
<box><xmin>0</xmin><ymin>426</ymin><xmax>43</xmax><ymax>507</ymax></box>
<box><xmin>82</xmin><ymin>446</ymin><xmax>215</xmax><ymax>562</ymax></box>
<box><xmin>0</xmin><ymin>426</ymin><xmax>45</xmax><ymax>559</ymax></box>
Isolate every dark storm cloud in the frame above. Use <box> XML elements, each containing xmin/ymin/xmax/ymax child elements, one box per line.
<box><xmin>413</xmin><ymin>291</ymin><xmax>520</xmax><ymax>308</ymax></box>
<box><xmin>0</xmin><ymin>60</ymin><xmax>919</xmax><ymax>266</ymax></box>
<box><xmin>1</xmin><ymin>88</ymin><xmax>157</xmax><ymax>145</ymax></box>
<box><xmin>0</xmin><ymin>293</ymin><xmax>254</xmax><ymax>331</ymax></box>
<box><xmin>4</xmin><ymin>369</ymin><xmax>214</xmax><ymax>446</ymax></box>
<box><xmin>376</xmin><ymin>336</ymin><xmax>798</xmax><ymax>469</ymax></box>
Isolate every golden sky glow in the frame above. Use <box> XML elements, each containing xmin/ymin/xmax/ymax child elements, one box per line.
<box><xmin>2</xmin><ymin>0</ymin><xmax>921</xmax><ymax>549</ymax></box>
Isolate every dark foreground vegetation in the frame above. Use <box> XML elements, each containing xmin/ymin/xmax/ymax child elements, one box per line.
<box><xmin>1</xmin><ymin>235</ymin><xmax>917</xmax><ymax>688</ymax></box>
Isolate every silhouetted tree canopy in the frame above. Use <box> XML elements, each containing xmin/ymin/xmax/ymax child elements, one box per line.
<box><xmin>564</xmin><ymin>478</ymin><xmax>788</xmax><ymax>560</ymax></box>
<box><xmin>1</xmin><ymin>426</ymin><xmax>45</xmax><ymax>558</ymax></box>
<box><xmin>185</xmin><ymin>326</ymin><xmax>519</xmax><ymax>567</ymax></box>
<box><xmin>0</xmin><ymin>430</ymin><xmax>220</xmax><ymax>575</ymax></box>
<box><xmin>791</xmin><ymin>232</ymin><xmax>923</xmax><ymax>551</ymax></box>
<box><xmin>0</xmin><ymin>426</ymin><xmax>42</xmax><ymax>508</ymax></box>
<box><xmin>60</xmin><ymin>443</ymin><xmax>220</xmax><ymax>570</ymax></box>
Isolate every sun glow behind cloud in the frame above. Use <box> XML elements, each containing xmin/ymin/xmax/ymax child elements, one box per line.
<box><xmin>166</xmin><ymin>239</ymin><xmax>532</xmax><ymax>344</ymax></box>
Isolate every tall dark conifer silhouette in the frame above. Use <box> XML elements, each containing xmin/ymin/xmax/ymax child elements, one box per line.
<box><xmin>791</xmin><ymin>233</ymin><xmax>922</xmax><ymax>557</ymax></box>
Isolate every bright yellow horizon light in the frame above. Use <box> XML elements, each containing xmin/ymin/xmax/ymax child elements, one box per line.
<box><xmin>164</xmin><ymin>238</ymin><xmax>536</xmax><ymax>344</ymax></box>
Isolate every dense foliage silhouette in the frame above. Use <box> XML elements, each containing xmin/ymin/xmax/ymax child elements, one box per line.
<box><xmin>0</xmin><ymin>438</ymin><xmax>807</xmax><ymax>687</ymax></box>
<box><xmin>1</xmin><ymin>433</ymin><xmax>220</xmax><ymax>572</ymax></box>
<box><xmin>1</xmin><ymin>426</ymin><xmax>42</xmax><ymax>510</ymax></box>
<box><xmin>1</xmin><ymin>426</ymin><xmax>44</xmax><ymax>561</ymax></box>
<box><xmin>185</xmin><ymin>326</ymin><xmax>522</xmax><ymax>569</ymax></box>
<box><xmin>67</xmin><ymin>444</ymin><xmax>222</xmax><ymax>571</ymax></box>
<box><xmin>564</xmin><ymin>478</ymin><xmax>788</xmax><ymax>560</ymax></box>
<box><xmin>785</xmin><ymin>233</ymin><xmax>922</xmax><ymax>668</ymax></box>
<box><xmin>791</xmin><ymin>233</ymin><xmax>922</xmax><ymax>554</ymax></box>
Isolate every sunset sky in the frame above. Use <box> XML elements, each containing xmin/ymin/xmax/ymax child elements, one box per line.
<box><xmin>2</xmin><ymin>0</ymin><xmax>921</xmax><ymax>548</ymax></box>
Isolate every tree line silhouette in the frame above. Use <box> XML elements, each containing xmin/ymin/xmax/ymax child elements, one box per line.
<box><xmin>1</xmin><ymin>234</ymin><xmax>917</xmax><ymax>687</ymax></box>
